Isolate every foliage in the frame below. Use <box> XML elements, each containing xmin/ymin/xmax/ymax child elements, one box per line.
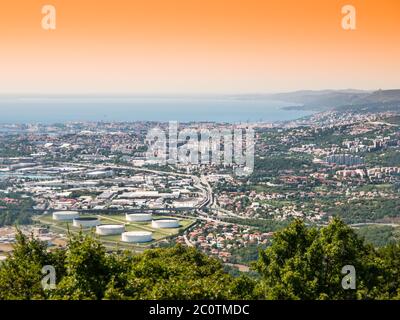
<box><xmin>0</xmin><ymin>219</ymin><xmax>399</xmax><ymax>300</ymax></box>
<box><xmin>327</xmin><ymin>198</ymin><xmax>400</xmax><ymax>223</ymax></box>
<box><xmin>253</xmin><ymin>218</ymin><xmax>397</xmax><ymax>299</ymax></box>
<box><xmin>356</xmin><ymin>225</ymin><xmax>400</xmax><ymax>247</ymax></box>
<box><xmin>0</xmin><ymin>194</ymin><xmax>35</xmax><ymax>226</ymax></box>
<box><xmin>0</xmin><ymin>231</ymin><xmax>254</xmax><ymax>300</ymax></box>
<box><xmin>103</xmin><ymin>246</ymin><xmax>253</xmax><ymax>300</ymax></box>
<box><xmin>0</xmin><ymin>230</ymin><xmax>65</xmax><ymax>299</ymax></box>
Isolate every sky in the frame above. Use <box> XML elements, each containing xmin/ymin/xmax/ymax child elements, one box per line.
<box><xmin>0</xmin><ymin>0</ymin><xmax>399</xmax><ymax>94</ymax></box>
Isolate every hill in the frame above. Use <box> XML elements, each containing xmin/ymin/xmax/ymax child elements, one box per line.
<box><xmin>265</xmin><ymin>89</ymin><xmax>400</xmax><ymax>112</ymax></box>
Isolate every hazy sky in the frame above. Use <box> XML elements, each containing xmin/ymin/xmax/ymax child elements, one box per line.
<box><xmin>0</xmin><ymin>0</ymin><xmax>399</xmax><ymax>94</ymax></box>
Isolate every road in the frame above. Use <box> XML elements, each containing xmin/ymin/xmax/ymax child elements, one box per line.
<box><xmin>368</xmin><ymin>120</ymin><xmax>399</xmax><ymax>127</ymax></box>
<box><xmin>183</xmin><ymin>234</ymin><xmax>194</xmax><ymax>247</ymax></box>
<box><xmin>349</xmin><ymin>222</ymin><xmax>399</xmax><ymax>228</ymax></box>
<box><xmin>98</xmin><ymin>163</ymin><xmax>212</xmax><ymax>210</ymax></box>
<box><xmin>102</xmin><ymin>163</ymin><xmax>254</xmax><ymax>226</ymax></box>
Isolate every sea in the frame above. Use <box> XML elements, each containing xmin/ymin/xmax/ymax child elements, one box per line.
<box><xmin>0</xmin><ymin>96</ymin><xmax>313</xmax><ymax>124</ymax></box>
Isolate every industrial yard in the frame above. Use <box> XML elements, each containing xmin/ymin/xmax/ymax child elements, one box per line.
<box><xmin>34</xmin><ymin>212</ymin><xmax>196</xmax><ymax>251</ymax></box>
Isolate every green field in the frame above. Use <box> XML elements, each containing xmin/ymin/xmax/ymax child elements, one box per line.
<box><xmin>35</xmin><ymin>213</ymin><xmax>195</xmax><ymax>251</ymax></box>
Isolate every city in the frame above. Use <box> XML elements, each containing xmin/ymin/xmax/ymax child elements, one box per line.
<box><xmin>1</xmin><ymin>0</ymin><xmax>400</xmax><ymax>308</ymax></box>
<box><xmin>1</xmin><ymin>107</ymin><xmax>399</xmax><ymax>270</ymax></box>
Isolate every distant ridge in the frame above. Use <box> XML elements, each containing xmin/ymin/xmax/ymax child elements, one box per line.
<box><xmin>260</xmin><ymin>89</ymin><xmax>400</xmax><ymax>112</ymax></box>
<box><xmin>354</xmin><ymin>89</ymin><xmax>400</xmax><ymax>104</ymax></box>
<box><xmin>267</xmin><ymin>90</ymin><xmax>370</xmax><ymax>109</ymax></box>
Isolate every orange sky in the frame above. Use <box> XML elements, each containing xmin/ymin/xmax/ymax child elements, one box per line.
<box><xmin>0</xmin><ymin>0</ymin><xmax>399</xmax><ymax>94</ymax></box>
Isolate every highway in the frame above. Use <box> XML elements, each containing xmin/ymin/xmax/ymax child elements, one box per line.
<box><xmin>99</xmin><ymin>163</ymin><xmax>213</xmax><ymax>210</ymax></box>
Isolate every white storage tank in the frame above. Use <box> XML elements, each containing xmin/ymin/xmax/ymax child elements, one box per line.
<box><xmin>52</xmin><ymin>211</ymin><xmax>79</xmax><ymax>221</ymax></box>
<box><xmin>96</xmin><ymin>224</ymin><xmax>125</xmax><ymax>236</ymax></box>
<box><xmin>121</xmin><ymin>231</ymin><xmax>153</xmax><ymax>243</ymax></box>
<box><xmin>73</xmin><ymin>217</ymin><xmax>100</xmax><ymax>228</ymax></box>
<box><xmin>125</xmin><ymin>213</ymin><xmax>152</xmax><ymax>222</ymax></box>
<box><xmin>151</xmin><ymin>218</ymin><xmax>180</xmax><ymax>229</ymax></box>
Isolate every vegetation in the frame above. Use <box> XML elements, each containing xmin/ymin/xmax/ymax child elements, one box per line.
<box><xmin>230</xmin><ymin>243</ymin><xmax>268</xmax><ymax>265</ymax></box>
<box><xmin>253</xmin><ymin>218</ymin><xmax>400</xmax><ymax>299</ymax></box>
<box><xmin>220</xmin><ymin>217</ymin><xmax>290</xmax><ymax>233</ymax></box>
<box><xmin>250</xmin><ymin>155</ymin><xmax>313</xmax><ymax>182</ymax></box>
<box><xmin>365</xmin><ymin>150</ymin><xmax>400</xmax><ymax>167</ymax></box>
<box><xmin>0</xmin><ymin>194</ymin><xmax>35</xmax><ymax>226</ymax></box>
<box><xmin>0</xmin><ymin>218</ymin><xmax>399</xmax><ymax>300</ymax></box>
<box><xmin>0</xmin><ymin>230</ymin><xmax>255</xmax><ymax>300</ymax></box>
<box><xmin>356</xmin><ymin>225</ymin><xmax>400</xmax><ymax>247</ymax></box>
<box><xmin>327</xmin><ymin>198</ymin><xmax>400</xmax><ymax>223</ymax></box>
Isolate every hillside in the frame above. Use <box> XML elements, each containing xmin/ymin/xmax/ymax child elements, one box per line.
<box><xmin>268</xmin><ymin>89</ymin><xmax>370</xmax><ymax>110</ymax></box>
<box><xmin>265</xmin><ymin>89</ymin><xmax>400</xmax><ymax>112</ymax></box>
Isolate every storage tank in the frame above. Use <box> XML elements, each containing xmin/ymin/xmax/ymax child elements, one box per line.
<box><xmin>96</xmin><ymin>224</ymin><xmax>125</xmax><ymax>235</ymax></box>
<box><xmin>52</xmin><ymin>211</ymin><xmax>79</xmax><ymax>221</ymax></box>
<box><xmin>73</xmin><ymin>217</ymin><xmax>100</xmax><ymax>228</ymax></box>
<box><xmin>151</xmin><ymin>218</ymin><xmax>180</xmax><ymax>229</ymax></box>
<box><xmin>121</xmin><ymin>231</ymin><xmax>153</xmax><ymax>243</ymax></box>
<box><xmin>125</xmin><ymin>213</ymin><xmax>152</xmax><ymax>222</ymax></box>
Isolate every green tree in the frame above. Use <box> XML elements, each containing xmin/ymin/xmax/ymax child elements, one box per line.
<box><xmin>50</xmin><ymin>231</ymin><xmax>111</xmax><ymax>300</ymax></box>
<box><xmin>1</xmin><ymin>219</ymin><xmax>399</xmax><ymax>300</ymax></box>
<box><xmin>376</xmin><ymin>243</ymin><xmax>400</xmax><ymax>299</ymax></box>
<box><xmin>0</xmin><ymin>230</ymin><xmax>64</xmax><ymax>299</ymax></box>
<box><xmin>104</xmin><ymin>245</ymin><xmax>254</xmax><ymax>300</ymax></box>
<box><xmin>254</xmin><ymin>218</ymin><xmax>382</xmax><ymax>299</ymax></box>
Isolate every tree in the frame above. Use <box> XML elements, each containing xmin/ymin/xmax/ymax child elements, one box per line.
<box><xmin>0</xmin><ymin>220</ymin><xmax>399</xmax><ymax>300</ymax></box>
<box><xmin>254</xmin><ymin>218</ymin><xmax>383</xmax><ymax>299</ymax></box>
<box><xmin>0</xmin><ymin>230</ymin><xmax>64</xmax><ymax>299</ymax></box>
<box><xmin>50</xmin><ymin>231</ymin><xmax>111</xmax><ymax>299</ymax></box>
<box><xmin>376</xmin><ymin>243</ymin><xmax>400</xmax><ymax>299</ymax></box>
<box><xmin>103</xmin><ymin>245</ymin><xmax>254</xmax><ymax>300</ymax></box>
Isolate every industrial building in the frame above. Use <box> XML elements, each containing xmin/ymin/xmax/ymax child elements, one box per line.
<box><xmin>152</xmin><ymin>218</ymin><xmax>180</xmax><ymax>229</ymax></box>
<box><xmin>52</xmin><ymin>211</ymin><xmax>80</xmax><ymax>221</ymax></box>
<box><xmin>73</xmin><ymin>217</ymin><xmax>100</xmax><ymax>228</ymax></box>
<box><xmin>125</xmin><ymin>213</ymin><xmax>152</xmax><ymax>222</ymax></box>
<box><xmin>96</xmin><ymin>224</ymin><xmax>125</xmax><ymax>235</ymax></box>
<box><xmin>121</xmin><ymin>231</ymin><xmax>153</xmax><ymax>243</ymax></box>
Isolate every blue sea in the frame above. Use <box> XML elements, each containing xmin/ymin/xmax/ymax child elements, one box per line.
<box><xmin>0</xmin><ymin>96</ymin><xmax>312</xmax><ymax>124</ymax></box>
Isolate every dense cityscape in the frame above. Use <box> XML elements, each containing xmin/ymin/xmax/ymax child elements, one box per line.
<box><xmin>2</xmin><ymin>0</ymin><xmax>400</xmax><ymax>315</ymax></box>
<box><xmin>1</xmin><ymin>106</ymin><xmax>399</xmax><ymax>271</ymax></box>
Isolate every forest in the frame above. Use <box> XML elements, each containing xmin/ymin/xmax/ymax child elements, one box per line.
<box><xmin>0</xmin><ymin>218</ymin><xmax>399</xmax><ymax>300</ymax></box>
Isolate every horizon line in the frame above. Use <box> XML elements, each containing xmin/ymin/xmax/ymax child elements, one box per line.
<box><xmin>0</xmin><ymin>88</ymin><xmax>395</xmax><ymax>97</ymax></box>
